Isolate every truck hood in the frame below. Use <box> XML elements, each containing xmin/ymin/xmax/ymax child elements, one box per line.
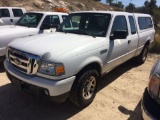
<box><xmin>0</xmin><ymin>25</ymin><xmax>36</xmax><ymax>37</ymax></box>
<box><xmin>9</xmin><ymin>32</ymin><xmax>106</xmax><ymax>61</ymax></box>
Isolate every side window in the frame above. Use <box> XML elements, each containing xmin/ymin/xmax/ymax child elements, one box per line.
<box><xmin>42</xmin><ymin>15</ymin><xmax>60</xmax><ymax>26</ymax></box>
<box><xmin>128</xmin><ymin>16</ymin><xmax>136</xmax><ymax>34</ymax></box>
<box><xmin>12</xmin><ymin>9</ymin><xmax>23</xmax><ymax>17</ymax></box>
<box><xmin>146</xmin><ymin>17</ymin><xmax>153</xmax><ymax>28</ymax></box>
<box><xmin>111</xmin><ymin>16</ymin><xmax>128</xmax><ymax>35</ymax></box>
<box><xmin>62</xmin><ymin>15</ymin><xmax>68</xmax><ymax>20</ymax></box>
<box><xmin>138</xmin><ymin>17</ymin><xmax>147</xmax><ymax>30</ymax></box>
<box><xmin>0</xmin><ymin>9</ymin><xmax>10</xmax><ymax>17</ymax></box>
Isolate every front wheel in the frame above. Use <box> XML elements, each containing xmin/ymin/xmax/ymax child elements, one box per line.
<box><xmin>69</xmin><ymin>69</ymin><xmax>99</xmax><ymax>108</ymax></box>
<box><xmin>135</xmin><ymin>45</ymin><xmax>149</xmax><ymax>64</ymax></box>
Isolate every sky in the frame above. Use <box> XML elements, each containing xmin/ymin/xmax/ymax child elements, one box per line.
<box><xmin>101</xmin><ymin>0</ymin><xmax>160</xmax><ymax>7</ymax></box>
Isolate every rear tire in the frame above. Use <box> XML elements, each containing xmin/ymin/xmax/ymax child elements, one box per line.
<box><xmin>69</xmin><ymin>69</ymin><xmax>99</xmax><ymax>108</ymax></box>
<box><xmin>135</xmin><ymin>45</ymin><xmax>149</xmax><ymax>64</ymax></box>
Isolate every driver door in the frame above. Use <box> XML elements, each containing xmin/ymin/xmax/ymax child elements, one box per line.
<box><xmin>104</xmin><ymin>15</ymin><xmax>130</xmax><ymax>72</ymax></box>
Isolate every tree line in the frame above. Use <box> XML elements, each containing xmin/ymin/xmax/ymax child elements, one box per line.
<box><xmin>125</xmin><ymin>0</ymin><xmax>160</xmax><ymax>26</ymax></box>
<box><xmin>94</xmin><ymin>0</ymin><xmax>160</xmax><ymax>26</ymax></box>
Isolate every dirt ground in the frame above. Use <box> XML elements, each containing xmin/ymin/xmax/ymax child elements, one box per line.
<box><xmin>0</xmin><ymin>54</ymin><xmax>159</xmax><ymax>120</ymax></box>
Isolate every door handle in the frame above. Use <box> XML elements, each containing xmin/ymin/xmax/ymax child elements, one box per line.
<box><xmin>10</xmin><ymin>19</ymin><xmax>13</xmax><ymax>22</ymax></box>
<box><xmin>128</xmin><ymin>40</ymin><xmax>131</xmax><ymax>44</ymax></box>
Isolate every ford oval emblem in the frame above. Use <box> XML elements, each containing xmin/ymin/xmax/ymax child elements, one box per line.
<box><xmin>14</xmin><ymin>58</ymin><xmax>21</xmax><ymax>65</ymax></box>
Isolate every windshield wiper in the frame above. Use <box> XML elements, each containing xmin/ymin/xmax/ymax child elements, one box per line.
<box><xmin>78</xmin><ymin>30</ymin><xmax>96</xmax><ymax>38</ymax></box>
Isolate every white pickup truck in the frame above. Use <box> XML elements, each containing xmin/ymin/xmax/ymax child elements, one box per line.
<box><xmin>4</xmin><ymin>11</ymin><xmax>155</xmax><ymax>107</ymax></box>
<box><xmin>0</xmin><ymin>7</ymin><xmax>26</xmax><ymax>25</ymax></box>
<box><xmin>0</xmin><ymin>11</ymin><xmax>68</xmax><ymax>61</ymax></box>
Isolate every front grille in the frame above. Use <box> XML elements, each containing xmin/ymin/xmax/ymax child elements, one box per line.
<box><xmin>8</xmin><ymin>47</ymin><xmax>40</xmax><ymax>75</ymax></box>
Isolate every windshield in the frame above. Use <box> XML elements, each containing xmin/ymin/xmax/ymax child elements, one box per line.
<box><xmin>16</xmin><ymin>13</ymin><xmax>43</xmax><ymax>28</ymax></box>
<box><xmin>57</xmin><ymin>13</ymin><xmax>111</xmax><ymax>37</ymax></box>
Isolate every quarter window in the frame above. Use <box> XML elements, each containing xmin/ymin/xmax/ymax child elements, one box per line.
<box><xmin>111</xmin><ymin>16</ymin><xmax>128</xmax><ymax>35</ymax></box>
<box><xmin>129</xmin><ymin>16</ymin><xmax>136</xmax><ymax>34</ymax></box>
<box><xmin>12</xmin><ymin>9</ymin><xmax>23</xmax><ymax>17</ymax></box>
<box><xmin>0</xmin><ymin>9</ymin><xmax>10</xmax><ymax>17</ymax></box>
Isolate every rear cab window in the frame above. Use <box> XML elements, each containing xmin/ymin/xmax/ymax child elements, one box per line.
<box><xmin>0</xmin><ymin>9</ymin><xmax>10</xmax><ymax>17</ymax></box>
<box><xmin>12</xmin><ymin>9</ymin><xmax>23</xmax><ymax>17</ymax></box>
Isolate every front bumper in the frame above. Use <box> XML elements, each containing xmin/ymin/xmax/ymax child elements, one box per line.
<box><xmin>4</xmin><ymin>60</ymin><xmax>75</xmax><ymax>98</ymax></box>
<box><xmin>141</xmin><ymin>88</ymin><xmax>160</xmax><ymax>120</ymax></box>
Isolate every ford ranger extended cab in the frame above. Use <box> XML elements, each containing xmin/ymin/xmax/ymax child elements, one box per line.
<box><xmin>4</xmin><ymin>11</ymin><xmax>155</xmax><ymax>107</ymax></box>
<box><xmin>0</xmin><ymin>11</ymin><xmax>68</xmax><ymax>62</ymax></box>
<box><xmin>0</xmin><ymin>7</ymin><xmax>26</xmax><ymax>25</ymax></box>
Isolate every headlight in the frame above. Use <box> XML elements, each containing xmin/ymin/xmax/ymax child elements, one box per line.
<box><xmin>38</xmin><ymin>61</ymin><xmax>65</xmax><ymax>76</ymax></box>
<box><xmin>148</xmin><ymin>74</ymin><xmax>160</xmax><ymax>99</ymax></box>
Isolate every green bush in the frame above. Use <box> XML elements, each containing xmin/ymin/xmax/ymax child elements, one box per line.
<box><xmin>149</xmin><ymin>39</ymin><xmax>160</xmax><ymax>53</ymax></box>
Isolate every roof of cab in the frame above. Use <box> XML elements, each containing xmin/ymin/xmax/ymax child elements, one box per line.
<box><xmin>26</xmin><ymin>11</ymin><xmax>68</xmax><ymax>15</ymax></box>
<box><xmin>71</xmin><ymin>11</ymin><xmax>151</xmax><ymax>16</ymax></box>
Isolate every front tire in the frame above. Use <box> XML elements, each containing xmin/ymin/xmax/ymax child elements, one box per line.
<box><xmin>135</xmin><ymin>45</ymin><xmax>149</xmax><ymax>64</ymax></box>
<box><xmin>69</xmin><ymin>69</ymin><xmax>99</xmax><ymax>108</ymax></box>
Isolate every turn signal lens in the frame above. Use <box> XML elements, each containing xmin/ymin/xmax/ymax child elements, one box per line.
<box><xmin>55</xmin><ymin>65</ymin><xmax>65</xmax><ymax>76</ymax></box>
<box><xmin>148</xmin><ymin>74</ymin><xmax>160</xmax><ymax>98</ymax></box>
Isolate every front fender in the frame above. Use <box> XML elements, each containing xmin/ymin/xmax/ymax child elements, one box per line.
<box><xmin>75</xmin><ymin>56</ymin><xmax>103</xmax><ymax>74</ymax></box>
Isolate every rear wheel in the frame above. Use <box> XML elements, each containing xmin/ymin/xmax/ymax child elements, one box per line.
<box><xmin>135</xmin><ymin>45</ymin><xmax>149</xmax><ymax>64</ymax></box>
<box><xmin>69</xmin><ymin>69</ymin><xmax>99</xmax><ymax>108</ymax></box>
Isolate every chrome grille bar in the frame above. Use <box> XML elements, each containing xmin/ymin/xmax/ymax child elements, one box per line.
<box><xmin>8</xmin><ymin>48</ymin><xmax>40</xmax><ymax>75</ymax></box>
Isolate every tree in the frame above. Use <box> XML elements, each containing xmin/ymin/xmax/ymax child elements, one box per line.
<box><xmin>125</xmin><ymin>3</ymin><xmax>137</xmax><ymax>12</ymax></box>
<box><xmin>112</xmin><ymin>1</ymin><xmax>124</xmax><ymax>8</ymax></box>
<box><xmin>149</xmin><ymin>0</ymin><xmax>157</xmax><ymax>15</ymax></box>
<box><xmin>144</xmin><ymin>0</ymin><xmax>149</xmax><ymax>7</ymax></box>
<box><xmin>152</xmin><ymin>8</ymin><xmax>160</xmax><ymax>26</ymax></box>
<box><xmin>106</xmin><ymin>0</ymin><xmax>114</xmax><ymax>5</ymax></box>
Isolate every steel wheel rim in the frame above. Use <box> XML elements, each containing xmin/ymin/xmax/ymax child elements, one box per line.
<box><xmin>142</xmin><ymin>47</ymin><xmax>148</xmax><ymax>61</ymax></box>
<box><xmin>82</xmin><ymin>76</ymin><xmax>96</xmax><ymax>100</ymax></box>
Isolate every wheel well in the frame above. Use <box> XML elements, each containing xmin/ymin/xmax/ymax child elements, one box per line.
<box><xmin>77</xmin><ymin>62</ymin><xmax>101</xmax><ymax>76</ymax></box>
<box><xmin>145</xmin><ymin>40</ymin><xmax>150</xmax><ymax>46</ymax></box>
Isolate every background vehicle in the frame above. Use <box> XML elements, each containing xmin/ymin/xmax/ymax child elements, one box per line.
<box><xmin>0</xmin><ymin>7</ymin><xmax>26</xmax><ymax>25</ymax></box>
<box><xmin>0</xmin><ymin>11</ymin><xmax>68</xmax><ymax>62</ymax></box>
<box><xmin>4</xmin><ymin>11</ymin><xmax>155</xmax><ymax>107</ymax></box>
<box><xmin>141</xmin><ymin>58</ymin><xmax>160</xmax><ymax>120</ymax></box>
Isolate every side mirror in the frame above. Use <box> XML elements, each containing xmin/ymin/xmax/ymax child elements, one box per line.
<box><xmin>40</xmin><ymin>23</ymin><xmax>51</xmax><ymax>30</ymax></box>
<box><xmin>55</xmin><ymin>25</ymin><xmax>60</xmax><ymax>31</ymax></box>
<box><xmin>110</xmin><ymin>30</ymin><xmax>128</xmax><ymax>40</ymax></box>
